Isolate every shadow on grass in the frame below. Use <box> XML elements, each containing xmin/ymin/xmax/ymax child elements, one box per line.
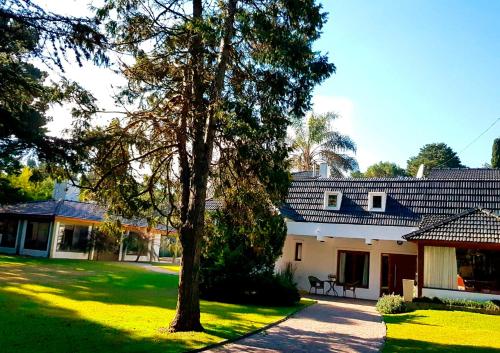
<box><xmin>384</xmin><ymin>338</ymin><xmax>500</xmax><ymax>353</ymax></box>
<box><xmin>0</xmin><ymin>289</ymin><xmax>211</xmax><ymax>353</ymax></box>
<box><xmin>383</xmin><ymin>313</ymin><xmax>438</xmax><ymax>326</ymax></box>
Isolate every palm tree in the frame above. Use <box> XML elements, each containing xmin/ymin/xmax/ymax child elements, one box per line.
<box><xmin>290</xmin><ymin>112</ymin><xmax>358</xmax><ymax>177</ymax></box>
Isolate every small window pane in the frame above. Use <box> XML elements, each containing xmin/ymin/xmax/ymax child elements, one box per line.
<box><xmin>327</xmin><ymin>194</ymin><xmax>338</xmax><ymax>207</ymax></box>
<box><xmin>372</xmin><ymin>195</ymin><xmax>382</xmax><ymax>209</ymax></box>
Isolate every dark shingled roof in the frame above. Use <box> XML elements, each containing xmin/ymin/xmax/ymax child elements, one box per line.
<box><xmin>428</xmin><ymin>168</ymin><xmax>500</xmax><ymax>180</ymax></box>
<box><xmin>404</xmin><ymin>208</ymin><xmax>500</xmax><ymax>243</ymax></box>
<box><xmin>0</xmin><ymin>200</ymin><xmax>168</xmax><ymax>231</ymax></box>
<box><xmin>282</xmin><ymin>178</ymin><xmax>500</xmax><ymax>227</ymax></box>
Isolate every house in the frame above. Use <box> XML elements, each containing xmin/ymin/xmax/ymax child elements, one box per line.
<box><xmin>0</xmin><ymin>199</ymin><xmax>170</xmax><ymax>262</ymax></box>
<box><xmin>276</xmin><ymin>167</ymin><xmax>500</xmax><ymax>301</ymax></box>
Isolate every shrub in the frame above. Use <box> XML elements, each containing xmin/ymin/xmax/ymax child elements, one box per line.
<box><xmin>376</xmin><ymin>294</ymin><xmax>407</xmax><ymax>314</ymax></box>
<box><xmin>412</xmin><ymin>297</ymin><xmax>500</xmax><ymax>312</ymax></box>
<box><xmin>200</xmin><ymin>267</ymin><xmax>300</xmax><ymax>306</ymax></box>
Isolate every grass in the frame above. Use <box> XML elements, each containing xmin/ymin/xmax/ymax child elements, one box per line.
<box><xmin>0</xmin><ymin>255</ymin><xmax>309</xmax><ymax>353</ymax></box>
<box><xmin>383</xmin><ymin>309</ymin><xmax>500</xmax><ymax>352</ymax></box>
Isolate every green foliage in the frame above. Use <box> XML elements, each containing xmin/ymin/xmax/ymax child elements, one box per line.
<box><xmin>0</xmin><ymin>166</ymin><xmax>53</xmax><ymax>203</ymax></box>
<box><xmin>413</xmin><ymin>296</ymin><xmax>500</xmax><ymax>312</ymax></box>
<box><xmin>200</xmin><ymin>185</ymin><xmax>297</xmax><ymax>305</ymax></box>
<box><xmin>352</xmin><ymin>161</ymin><xmax>408</xmax><ymax>178</ymax></box>
<box><xmin>0</xmin><ymin>0</ymin><xmax>104</xmax><ymax>175</ymax></box>
<box><xmin>492</xmin><ymin>138</ymin><xmax>500</xmax><ymax>168</ymax></box>
<box><xmin>376</xmin><ymin>294</ymin><xmax>407</xmax><ymax>314</ymax></box>
<box><xmin>90</xmin><ymin>219</ymin><xmax>122</xmax><ymax>259</ymax></box>
<box><xmin>290</xmin><ymin>112</ymin><xmax>358</xmax><ymax>176</ymax></box>
<box><xmin>407</xmin><ymin>143</ymin><xmax>463</xmax><ymax>176</ymax></box>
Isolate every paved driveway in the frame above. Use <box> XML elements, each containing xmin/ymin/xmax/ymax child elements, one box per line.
<box><xmin>205</xmin><ymin>296</ymin><xmax>386</xmax><ymax>353</ymax></box>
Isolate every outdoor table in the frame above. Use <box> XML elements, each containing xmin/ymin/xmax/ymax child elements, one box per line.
<box><xmin>324</xmin><ymin>279</ymin><xmax>339</xmax><ymax>296</ymax></box>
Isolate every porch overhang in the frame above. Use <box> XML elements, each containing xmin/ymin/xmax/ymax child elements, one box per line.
<box><xmin>286</xmin><ymin>221</ymin><xmax>417</xmax><ymax>242</ymax></box>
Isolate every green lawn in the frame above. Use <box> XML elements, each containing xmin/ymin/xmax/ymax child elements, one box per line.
<box><xmin>0</xmin><ymin>255</ymin><xmax>307</xmax><ymax>353</ymax></box>
<box><xmin>383</xmin><ymin>309</ymin><xmax>500</xmax><ymax>352</ymax></box>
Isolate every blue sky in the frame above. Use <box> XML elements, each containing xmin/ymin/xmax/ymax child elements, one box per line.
<box><xmin>311</xmin><ymin>0</ymin><xmax>500</xmax><ymax>170</ymax></box>
<box><xmin>45</xmin><ymin>0</ymin><xmax>500</xmax><ymax>171</ymax></box>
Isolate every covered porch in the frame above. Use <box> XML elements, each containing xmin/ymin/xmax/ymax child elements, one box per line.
<box><xmin>276</xmin><ymin>221</ymin><xmax>418</xmax><ymax>300</ymax></box>
<box><xmin>405</xmin><ymin>208</ymin><xmax>500</xmax><ymax>301</ymax></box>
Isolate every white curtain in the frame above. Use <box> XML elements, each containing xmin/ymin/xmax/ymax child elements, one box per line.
<box><xmin>424</xmin><ymin>246</ymin><xmax>457</xmax><ymax>289</ymax></box>
<box><xmin>339</xmin><ymin>252</ymin><xmax>346</xmax><ymax>283</ymax></box>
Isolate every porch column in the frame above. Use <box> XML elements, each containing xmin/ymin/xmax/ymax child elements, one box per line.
<box><xmin>49</xmin><ymin>221</ymin><xmax>60</xmax><ymax>258</ymax></box>
<box><xmin>88</xmin><ymin>224</ymin><xmax>95</xmax><ymax>260</ymax></box>
<box><xmin>417</xmin><ymin>243</ymin><xmax>424</xmax><ymax>297</ymax></box>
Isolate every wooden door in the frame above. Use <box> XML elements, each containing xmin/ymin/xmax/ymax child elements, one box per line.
<box><xmin>381</xmin><ymin>254</ymin><xmax>417</xmax><ymax>296</ymax></box>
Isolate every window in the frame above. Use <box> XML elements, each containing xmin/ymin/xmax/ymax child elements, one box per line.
<box><xmin>456</xmin><ymin>248</ymin><xmax>500</xmax><ymax>294</ymax></box>
<box><xmin>323</xmin><ymin>191</ymin><xmax>342</xmax><ymax>210</ymax></box>
<box><xmin>24</xmin><ymin>222</ymin><xmax>50</xmax><ymax>251</ymax></box>
<box><xmin>0</xmin><ymin>219</ymin><xmax>18</xmax><ymax>248</ymax></box>
<box><xmin>57</xmin><ymin>224</ymin><xmax>89</xmax><ymax>252</ymax></box>
<box><xmin>337</xmin><ymin>250</ymin><xmax>370</xmax><ymax>288</ymax></box>
<box><xmin>294</xmin><ymin>243</ymin><xmax>302</xmax><ymax>261</ymax></box>
<box><xmin>368</xmin><ymin>192</ymin><xmax>386</xmax><ymax>212</ymax></box>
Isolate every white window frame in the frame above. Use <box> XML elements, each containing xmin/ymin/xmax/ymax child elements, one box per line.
<box><xmin>323</xmin><ymin>191</ymin><xmax>342</xmax><ymax>210</ymax></box>
<box><xmin>368</xmin><ymin>192</ymin><xmax>387</xmax><ymax>212</ymax></box>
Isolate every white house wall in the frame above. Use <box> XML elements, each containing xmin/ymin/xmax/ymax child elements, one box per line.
<box><xmin>286</xmin><ymin>221</ymin><xmax>417</xmax><ymax>241</ymax></box>
<box><xmin>276</xmin><ymin>234</ymin><xmax>417</xmax><ymax>300</ymax></box>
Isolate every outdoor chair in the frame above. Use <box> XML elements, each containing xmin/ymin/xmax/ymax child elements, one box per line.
<box><xmin>308</xmin><ymin>276</ymin><xmax>325</xmax><ymax>295</ymax></box>
<box><xmin>342</xmin><ymin>281</ymin><xmax>359</xmax><ymax>298</ymax></box>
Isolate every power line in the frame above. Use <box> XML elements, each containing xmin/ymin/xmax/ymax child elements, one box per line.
<box><xmin>436</xmin><ymin>117</ymin><xmax>500</xmax><ymax>168</ymax></box>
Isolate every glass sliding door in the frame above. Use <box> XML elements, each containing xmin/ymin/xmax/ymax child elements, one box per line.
<box><xmin>24</xmin><ymin>221</ymin><xmax>50</xmax><ymax>251</ymax></box>
<box><xmin>0</xmin><ymin>219</ymin><xmax>18</xmax><ymax>248</ymax></box>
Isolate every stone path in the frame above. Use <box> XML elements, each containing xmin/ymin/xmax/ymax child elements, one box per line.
<box><xmin>123</xmin><ymin>262</ymin><xmax>178</xmax><ymax>275</ymax></box>
<box><xmin>205</xmin><ymin>296</ymin><xmax>386</xmax><ymax>353</ymax></box>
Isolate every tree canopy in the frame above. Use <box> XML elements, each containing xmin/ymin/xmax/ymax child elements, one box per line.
<box><xmin>0</xmin><ymin>0</ymin><xmax>106</xmax><ymax>174</ymax></box>
<box><xmin>407</xmin><ymin>143</ymin><xmax>463</xmax><ymax>176</ymax></box>
<box><xmin>351</xmin><ymin>161</ymin><xmax>407</xmax><ymax>178</ymax></box>
<box><xmin>76</xmin><ymin>0</ymin><xmax>334</xmax><ymax>332</ymax></box>
<box><xmin>492</xmin><ymin>138</ymin><xmax>500</xmax><ymax>168</ymax></box>
<box><xmin>290</xmin><ymin>112</ymin><xmax>357</xmax><ymax>176</ymax></box>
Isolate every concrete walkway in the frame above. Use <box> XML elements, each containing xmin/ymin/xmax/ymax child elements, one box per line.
<box><xmin>205</xmin><ymin>296</ymin><xmax>386</xmax><ymax>353</ymax></box>
<box><xmin>122</xmin><ymin>262</ymin><xmax>179</xmax><ymax>275</ymax></box>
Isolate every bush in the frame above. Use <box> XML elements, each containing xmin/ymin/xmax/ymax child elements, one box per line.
<box><xmin>376</xmin><ymin>294</ymin><xmax>407</xmax><ymax>314</ymax></box>
<box><xmin>412</xmin><ymin>297</ymin><xmax>500</xmax><ymax>312</ymax></box>
<box><xmin>200</xmin><ymin>267</ymin><xmax>300</xmax><ymax>306</ymax></box>
<box><xmin>200</xmin><ymin>185</ymin><xmax>295</xmax><ymax>306</ymax></box>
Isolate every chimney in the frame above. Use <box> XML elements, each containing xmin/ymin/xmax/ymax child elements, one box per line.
<box><xmin>416</xmin><ymin>164</ymin><xmax>425</xmax><ymax>178</ymax></box>
<box><xmin>319</xmin><ymin>162</ymin><xmax>329</xmax><ymax>178</ymax></box>
<box><xmin>52</xmin><ymin>181</ymin><xmax>80</xmax><ymax>201</ymax></box>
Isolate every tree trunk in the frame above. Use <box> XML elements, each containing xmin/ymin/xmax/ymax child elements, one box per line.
<box><xmin>169</xmin><ymin>222</ymin><xmax>204</xmax><ymax>331</ymax></box>
<box><xmin>169</xmin><ymin>0</ymin><xmax>237</xmax><ymax>333</ymax></box>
